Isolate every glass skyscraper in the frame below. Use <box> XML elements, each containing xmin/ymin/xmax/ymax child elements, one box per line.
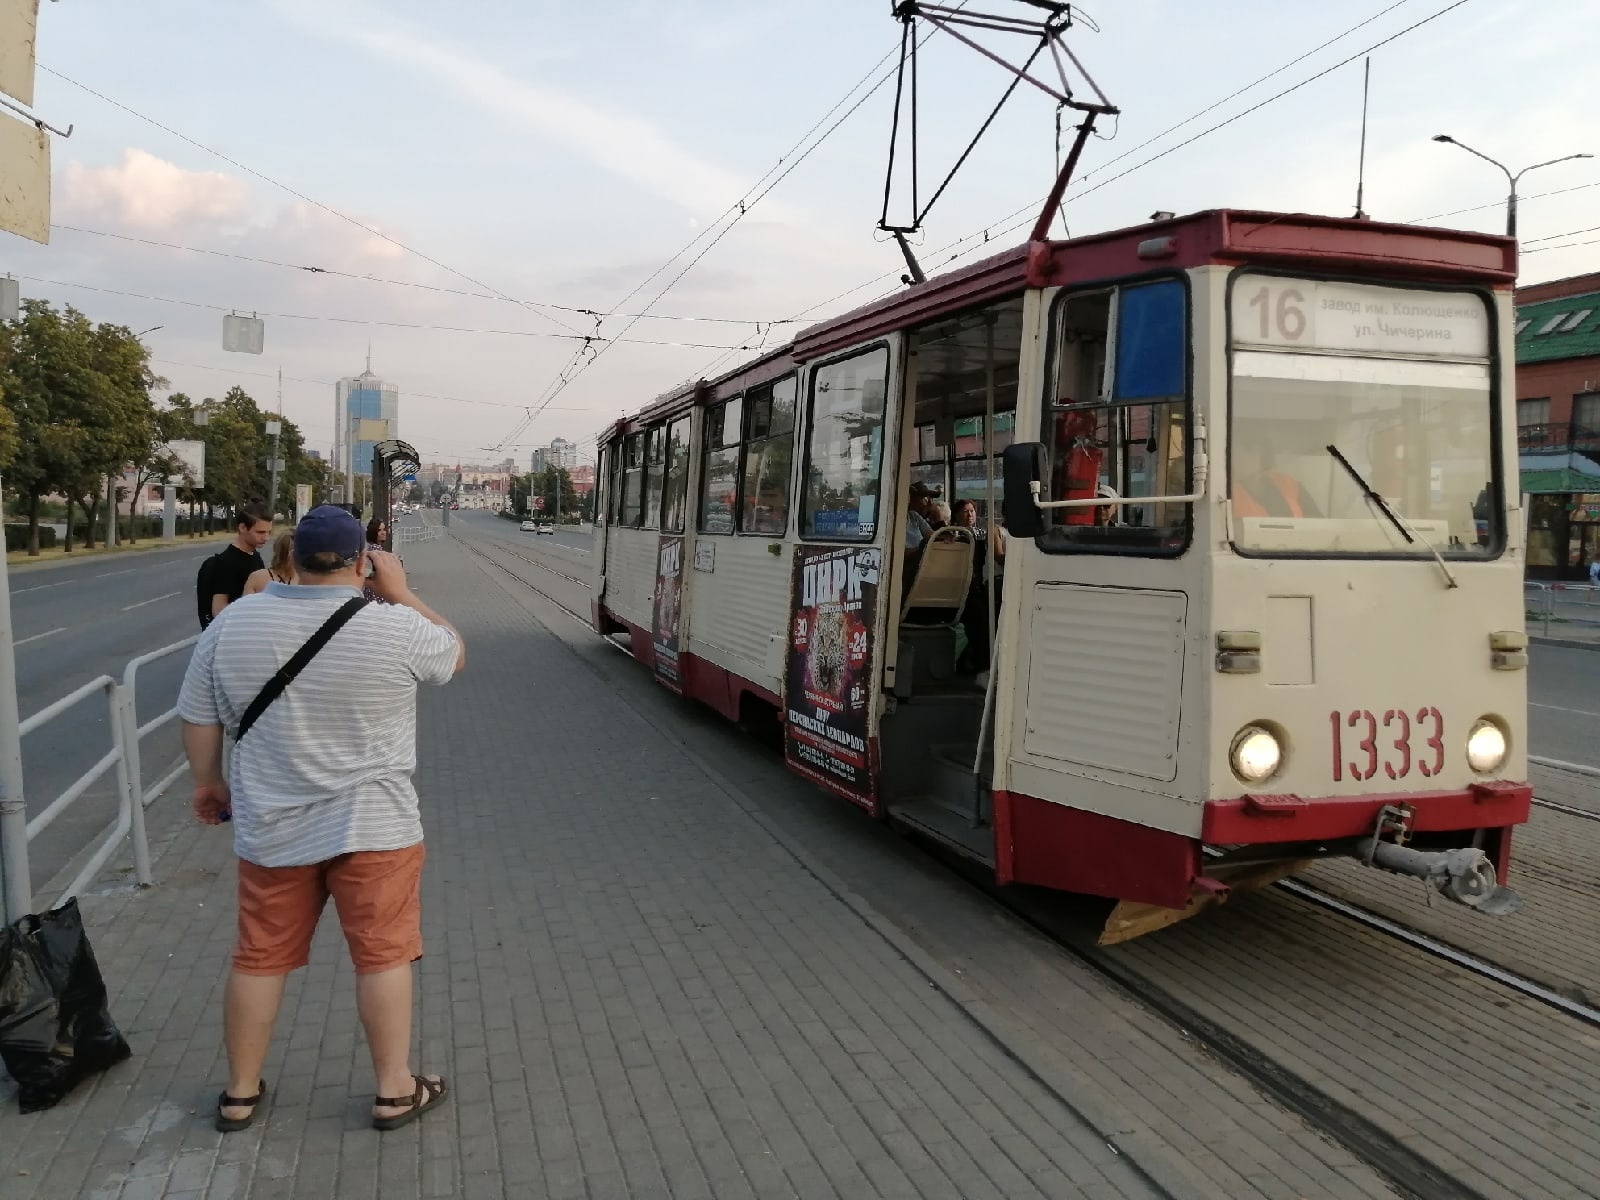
<box><xmin>334</xmin><ymin>367</ymin><xmax>399</xmax><ymax>499</ymax></box>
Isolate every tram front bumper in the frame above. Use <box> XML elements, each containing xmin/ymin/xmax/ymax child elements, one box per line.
<box><xmin>1201</xmin><ymin>781</ymin><xmax>1531</xmax><ymax>850</ymax></box>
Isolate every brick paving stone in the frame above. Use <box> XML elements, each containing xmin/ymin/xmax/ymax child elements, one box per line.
<box><xmin>1</xmin><ymin>532</ymin><xmax>1168</xmax><ymax>1198</ymax></box>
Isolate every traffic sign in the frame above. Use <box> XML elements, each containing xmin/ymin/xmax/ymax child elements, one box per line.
<box><xmin>403</xmin><ymin>473</ymin><xmax>416</xmax><ymax>483</ymax></box>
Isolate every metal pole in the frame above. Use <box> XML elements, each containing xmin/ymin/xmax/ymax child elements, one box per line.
<box><xmin>0</xmin><ymin>472</ymin><xmax>32</xmax><ymax>922</ymax></box>
<box><xmin>267</xmin><ymin>435</ymin><xmax>282</xmax><ymax>523</ymax></box>
<box><xmin>105</xmin><ymin>473</ymin><xmax>117</xmax><ymax>548</ymax></box>
<box><xmin>162</xmin><ymin>484</ymin><xmax>177</xmax><ymax>541</ymax></box>
<box><xmin>1506</xmin><ymin>184</ymin><xmax>1517</xmax><ymax>239</ymax></box>
<box><xmin>267</xmin><ymin>371</ymin><xmax>283</xmax><ymax>520</ymax></box>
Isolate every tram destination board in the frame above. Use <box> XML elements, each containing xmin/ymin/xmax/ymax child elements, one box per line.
<box><xmin>785</xmin><ymin>544</ymin><xmax>880</xmax><ymax>805</ymax></box>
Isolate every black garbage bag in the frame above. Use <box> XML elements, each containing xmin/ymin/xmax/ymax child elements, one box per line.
<box><xmin>0</xmin><ymin>897</ymin><xmax>130</xmax><ymax>1112</ymax></box>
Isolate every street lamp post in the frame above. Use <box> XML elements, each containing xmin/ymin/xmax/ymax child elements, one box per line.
<box><xmin>1431</xmin><ymin>135</ymin><xmax>1592</xmax><ymax>238</ymax></box>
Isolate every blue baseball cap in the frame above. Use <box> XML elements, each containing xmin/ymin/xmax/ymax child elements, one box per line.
<box><xmin>294</xmin><ymin>505</ymin><xmax>365</xmax><ymax>566</ymax></box>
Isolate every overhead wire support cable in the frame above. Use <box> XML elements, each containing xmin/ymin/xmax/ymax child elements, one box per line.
<box><xmin>36</xmin><ymin>63</ymin><xmax>584</xmax><ymax>337</ymax></box>
<box><xmin>487</xmin><ymin>8</ymin><xmax>977</xmax><ymax>453</ymax></box>
<box><xmin>48</xmin><ymin>223</ymin><xmax>803</xmax><ymax>327</ymax></box>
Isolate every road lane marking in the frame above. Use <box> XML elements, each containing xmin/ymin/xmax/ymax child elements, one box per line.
<box><xmin>121</xmin><ymin>591</ymin><xmax>181</xmax><ymax>612</ymax></box>
<box><xmin>15</xmin><ymin>627</ymin><xmax>66</xmax><ymax>646</ymax></box>
<box><xmin>95</xmin><ymin>569</ymin><xmax>135</xmax><ymax>578</ymax></box>
<box><xmin>12</xmin><ymin>581</ymin><xmax>69</xmax><ymax>594</ymax></box>
<box><xmin>1530</xmin><ymin>701</ymin><xmax>1600</xmax><ymax>718</ymax></box>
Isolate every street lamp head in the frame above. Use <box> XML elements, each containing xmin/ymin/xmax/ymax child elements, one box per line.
<box><xmin>1432</xmin><ymin>134</ymin><xmax>1455</xmax><ymax>144</ymax></box>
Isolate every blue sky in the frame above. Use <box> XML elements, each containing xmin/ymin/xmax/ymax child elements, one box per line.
<box><xmin>6</xmin><ymin>0</ymin><xmax>1597</xmax><ymax>468</ymax></box>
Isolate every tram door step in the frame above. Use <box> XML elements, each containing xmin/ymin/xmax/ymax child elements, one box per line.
<box><xmin>887</xmin><ymin>740</ymin><xmax>994</xmax><ymax>864</ymax></box>
<box><xmin>888</xmin><ymin>794</ymin><xmax>994</xmax><ymax>865</ymax></box>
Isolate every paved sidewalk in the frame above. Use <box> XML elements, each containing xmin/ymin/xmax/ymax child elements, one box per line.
<box><xmin>0</xmin><ymin>536</ymin><xmax>1165</xmax><ymax>1200</ymax></box>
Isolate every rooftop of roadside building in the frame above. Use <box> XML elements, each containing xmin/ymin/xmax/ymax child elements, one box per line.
<box><xmin>1516</xmin><ymin>270</ymin><xmax>1600</xmax><ymax>364</ymax></box>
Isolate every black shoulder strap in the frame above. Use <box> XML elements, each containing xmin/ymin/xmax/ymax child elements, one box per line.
<box><xmin>236</xmin><ymin>597</ymin><xmax>368</xmax><ymax>740</ymax></box>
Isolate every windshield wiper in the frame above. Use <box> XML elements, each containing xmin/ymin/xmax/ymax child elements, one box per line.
<box><xmin>1326</xmin><ymin>444</ymin><xmax>1458</xmax><ymax>590</ymax></box>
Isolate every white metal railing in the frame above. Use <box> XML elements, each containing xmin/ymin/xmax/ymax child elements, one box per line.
<box><xmin>122</xmin><ymin>635</ymin><xmax>201</xmax><ymax>888</ymax></box>
<box><xmin>396</xmin><ymin>522</ymin><xmax>442</xmax><ymax>546</ymax></box>
<box><xmin>9</xmin><ymin>635</ymin><xmax>199</xmax><ymax>915</ymax></box>
<box><xmin>19</xmin><ymin>675</ymin><xmax>138</xmax><ymax>910</ymax></box>
<box><xmin>1524</xmin><ymin>580</ymin><xmax>1600</xmax><ymax>639</ymax></box>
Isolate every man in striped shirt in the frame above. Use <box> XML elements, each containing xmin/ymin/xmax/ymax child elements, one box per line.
<box><xmin>179</xmin><ymin>504</ymin><xmax>465</xmax><ymax>1133</ymax></box>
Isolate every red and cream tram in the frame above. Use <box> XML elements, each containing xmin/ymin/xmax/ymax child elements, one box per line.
<box><xmin>593</xmin><ymin>210</ymin><xmax>1530</xmax><ymax>939</ymax></box>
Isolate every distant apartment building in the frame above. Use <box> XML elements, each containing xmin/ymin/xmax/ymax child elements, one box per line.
<box><xmin>531</xmin><ymin>437</ymin><xmax>578</xmax><ymax>474</ymax></box>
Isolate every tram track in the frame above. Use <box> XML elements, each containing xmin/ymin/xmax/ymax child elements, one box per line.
<box><xmin>1273</xmin><ymin>877</ymin><xmax>1600</xmax><ymax>1027</ymax></box>
<box><xmin>462</xmin><ymin>526</ymin><xmax>1590</xmax><ymax>1200</ymax></box>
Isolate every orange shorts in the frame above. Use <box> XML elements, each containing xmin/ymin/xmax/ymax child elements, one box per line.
<box><xmin>233</xmin><ymin>843</ymin><xmax>425</xmax><ymax>976</ymax></box>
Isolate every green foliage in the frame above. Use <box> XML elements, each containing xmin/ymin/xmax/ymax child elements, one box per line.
<box><xmin>0</xmin><ymin>299</ymin><xmax>328</xmax><ymax>555</ymax></box>
<box><xmin>3</xmin><ymin>524</ymin><xmax>55</xmax><ymax>552</ymax></box>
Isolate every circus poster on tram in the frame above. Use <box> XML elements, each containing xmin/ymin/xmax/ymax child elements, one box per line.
<box><xmin>652</xmin><ymin>535</ymin><xmax>684</xmax><ymax>690</ymax></box>
<box><xmin>784</xmin><ymin>544</ymin><xmax>880</xmax><ymax>805</ymax></box>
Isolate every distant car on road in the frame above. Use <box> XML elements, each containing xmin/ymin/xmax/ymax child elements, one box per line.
<box><xmin>520</xmin><ymin>518</ymin><xmax>538</xmax><ymax>531</ymax></box>
<box><xmin>536</xmin><ymin>521</ymin><xmax>555</xmax><ymax>535</ymax></box>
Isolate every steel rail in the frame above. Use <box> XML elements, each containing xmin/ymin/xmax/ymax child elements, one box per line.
<box><xmin>1275</xmin><ymin>878</ymin><xmax>1600</xmax><ymax>1029</ymax></box>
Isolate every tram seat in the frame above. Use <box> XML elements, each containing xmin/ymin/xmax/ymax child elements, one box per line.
<box><xmin>900</xmin><ymin>527</ymin><xmax>974</xmax><ymax>624</ymax></box>
<box><xmin>897</xmin><ymin>527</ymin><xmax>974</xmax><ymax>693</ymax></box>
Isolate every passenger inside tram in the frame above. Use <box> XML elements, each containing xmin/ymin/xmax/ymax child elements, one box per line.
<box><xmin>1230</xmin><ymin>437</ymin><xmax>1323</xmax><ymax>519</ymax></box>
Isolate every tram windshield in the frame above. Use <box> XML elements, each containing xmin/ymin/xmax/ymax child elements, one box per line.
<box><xmin>1231</xmin><ymin>352</ymin><xmax>1499</xmax><ymax>556</ymax></box>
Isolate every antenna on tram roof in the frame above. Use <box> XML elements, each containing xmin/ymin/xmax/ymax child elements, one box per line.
<box><xmin>1354</xmin><ymin>56</ymin><xmax>1372</xmax><ymax>221</ymax></box>
<box><xmin>877</xmin><ymin>1</ymin><xmax>1119</xmax><ymax>284</ymax></box>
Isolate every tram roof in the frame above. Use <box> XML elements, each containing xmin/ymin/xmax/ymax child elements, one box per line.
<box><xmin>599</xmin><ymin>209</ymin><xmax>1513</xmax><ymax>443</ymax></box>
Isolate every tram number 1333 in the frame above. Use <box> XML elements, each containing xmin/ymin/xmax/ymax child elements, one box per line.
<box><xmin>1330</xmin><ymin>708</ymin><xmax>1445</xmax><ymax>782</ymax></box>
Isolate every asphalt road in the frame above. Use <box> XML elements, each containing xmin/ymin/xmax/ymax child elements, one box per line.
<box><xmin>453</xmin><ymin>507</ymin><xmax>593</xmax><ymax>552</ymax></box>
<box><xmin>1527</xmin><ymin>643</ymin><xmax>1600</xmax><ymax>766</ymax></box>
<box><xmin>6</xmin><ymin>537</ymin><xmax>224</xmax><ymax>896</ymax></box>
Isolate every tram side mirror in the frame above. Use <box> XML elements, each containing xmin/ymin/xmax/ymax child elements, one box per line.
<box><xmin>1002</xmin><ymin>442</ymin><xmax>1048</xmax><ymax>539</ymax></box>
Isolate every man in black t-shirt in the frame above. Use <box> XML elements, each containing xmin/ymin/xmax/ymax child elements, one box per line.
<box><xmin>198</xmin><ymin>504</ymin><xmax>273</xmax><ymax>629</ymax></box>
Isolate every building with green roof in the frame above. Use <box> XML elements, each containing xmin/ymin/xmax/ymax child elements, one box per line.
<box><xmin>1515</xmin><ymin>272</ymin><xmax>1600</xmax><ymax>579</ymax></box>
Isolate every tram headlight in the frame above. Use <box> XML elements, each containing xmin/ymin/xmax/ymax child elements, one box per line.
<box><xmin>1230</xmin><ymin>724</ymin><xmax>1282</xmax><ymax>784</ymax></box>
<box><xmin>1466</xmin><ymin>719</ymin><xmax>1508</xmax><ymax>773</ymax></box>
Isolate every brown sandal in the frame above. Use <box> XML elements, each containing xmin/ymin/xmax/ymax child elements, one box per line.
<box><xmin>372</xmin><ymin>1074</ymin><xmax>448</xmax><ymax>1131</ymax></box>
<box><xmin>215</xmin><ymin>1080</ymin><xmax>267</xmax><ymax>1133</ymax></box>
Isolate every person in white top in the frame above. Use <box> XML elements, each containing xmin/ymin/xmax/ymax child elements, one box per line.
<box><xmin>180</xmin><ymin>505</ymin><xmax>465</xmax><ymax>1135</ymax></box>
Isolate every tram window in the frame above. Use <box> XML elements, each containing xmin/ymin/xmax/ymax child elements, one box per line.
<box><xmin>643</xmin><ymin>424</ymin><xmax>667</xmax><ymax>528</ymax></box>
<box><xmin>1227</xmin><ymin>273</ymin><xmax>1499</xmax><ymax>558</ymax></box>
<box><xmin>1040</xmin><ymin>280</ymin><xmax>1191</xmax><ymax>555</ymax></box>
<box><xmin>953</xmin><ymin>413</ymin><xmax>1014</xmax><ymax>520</ymax></box>
<box><xmin>1231</xmin><ymin>354</ymin><xmax>1498</xmax><ymax>557</ymax></box>
<box><xmin>661</xmin><ymin>415</ymin><xmax>691</xmax><ymax>534</ymax></box>
<box><xmin>619</xmin><ymin>433</ymin><xmax>645</xmax><ymax>526</ymax></box>
<box><xmin>699</xmin><ymin>397</ymin><xmax>743</xmax><ymax>534</ymax></box>
<box><xmin>740</xmin><ymin>376</ymin><xmax>796</xmax><ymax>536</ymax></box>
<box><xmin>802</xmin><ymin>347</ymin><xmax>889</xmax><ymax>541</ymax></box>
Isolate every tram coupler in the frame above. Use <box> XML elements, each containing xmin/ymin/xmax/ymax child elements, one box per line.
<box><xmin>1353</xmin><ymin>837</ymin><xmax>1522</xmax><ymax>915</ymax></box>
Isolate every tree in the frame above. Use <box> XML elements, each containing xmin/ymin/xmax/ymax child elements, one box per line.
<box><xmin>0</xmin><ymin>302</ymin><xmax>114</xmax><ymax>554</ymax></box>
<box><xmin>125</xmin><ymin>402</ymin><xmax>190</xmax><ymax>543</ymax></box>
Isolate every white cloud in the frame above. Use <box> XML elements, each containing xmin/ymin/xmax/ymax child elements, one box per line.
<box><xmin>273</xmin><ymin>0</ymin><xmax>788</xmax><ymax>221</ymax></box>
<box><xmin>58</xmin><ymin>148</ymin><xmax>250</xmax><ymax>231</ymax></box>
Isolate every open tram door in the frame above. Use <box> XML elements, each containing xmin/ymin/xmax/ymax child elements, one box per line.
<box><xmin>873</xmin><ymin>296</ymin><xmax>1029</xmax><ymax>861</ymax></box>
<box><xmin>781</xmin><ymin>338</ymin><xmax>903</xmax><ymax>812</ymax></box>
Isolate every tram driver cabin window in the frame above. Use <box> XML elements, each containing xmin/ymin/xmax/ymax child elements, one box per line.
<box><xmin>1227</xmin><ymin>274</ymin><xmax>1500</xmax><ymax>558</ymax></box>
<box><xmin>801</xmin><ymin>348</ymin><xmax>890</xmax><ymax>542</ymax></box>
<box><xmin>1041</xmin><ymin>280</ymin><xmax>1190</xmax><ymax>555</ymax></box>
<box><xmin>697</xmin><ymin>375</ymin><xmax>798</xmax><ymax>536</ymax></box>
